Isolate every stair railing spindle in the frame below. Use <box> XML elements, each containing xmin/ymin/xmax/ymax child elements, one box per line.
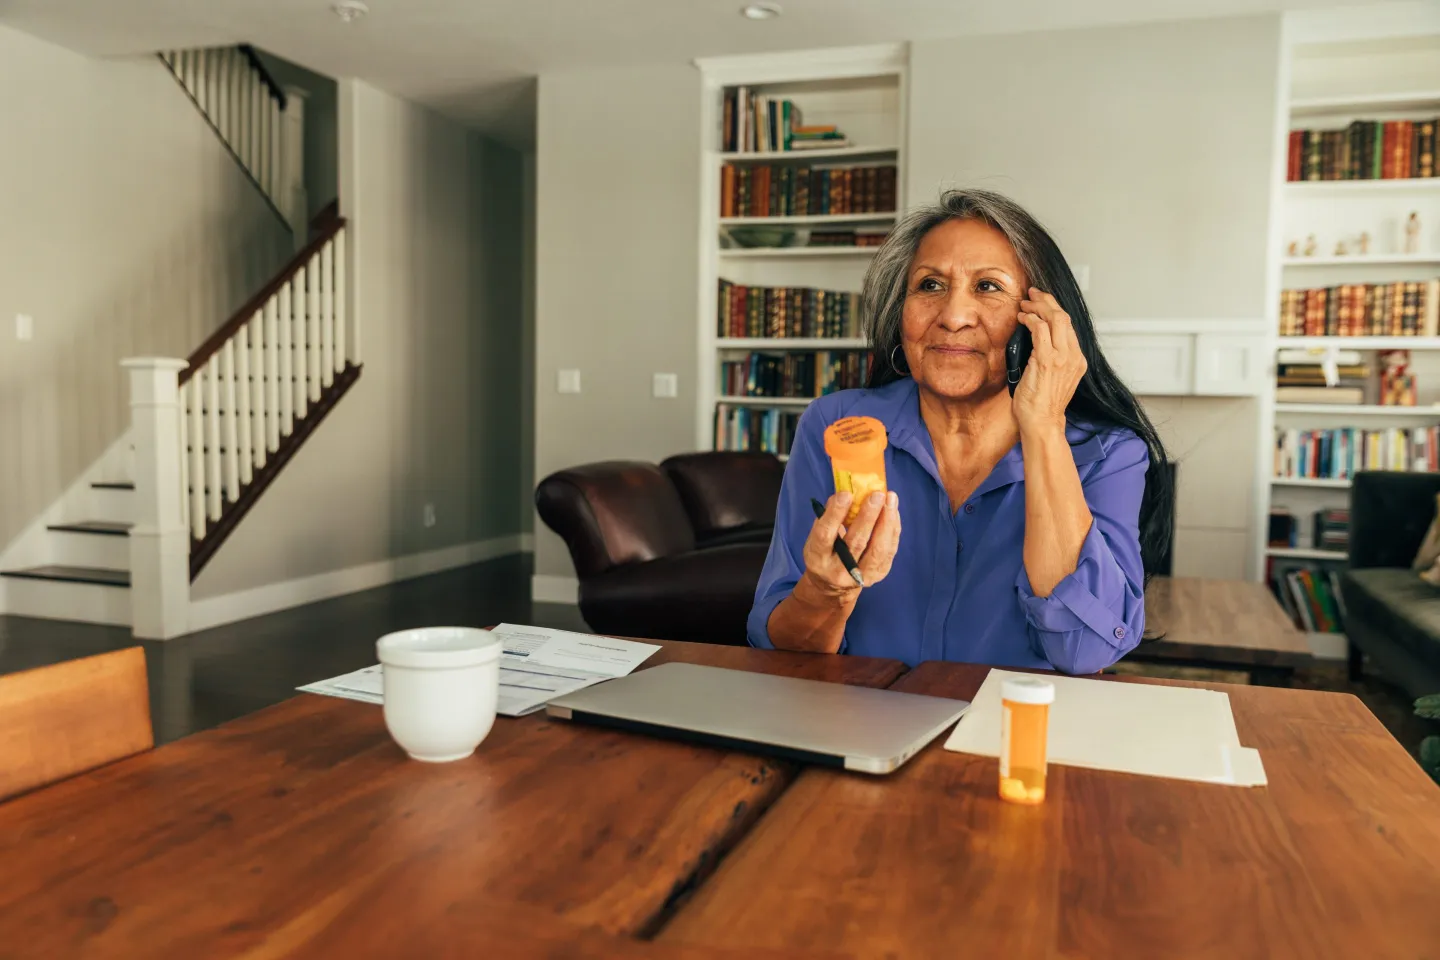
<box><xmin>320</xmin><ymin>239</ymin><xmax>335</xmax><ymax>386</ymax></box>
<box><xmin>307</xmin><ymin>252</ymin><xmax>322</xmax><ymax>402</ymax></box>
<box><xmin>278</xmin><ymin>282</ymin><xmax>295</xmax><ymax>435</ymax></box>
<box><xmin>265</xmin><ymin>294</ymin><xmax>282</xmax><ymax>450</ymax></box>
<box><xmin>236</xmin><ymin>324</ymin><xmax>254</xmax><ymax>486</ymax></box>
<box><xmin>293</xmin><ymin>265</ymin><xmax>309</xmax><ymax>419</ymax></box>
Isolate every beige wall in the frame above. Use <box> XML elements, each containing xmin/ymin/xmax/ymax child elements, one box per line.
<box><xmin>533</xmin><ymin>64</ymin><xmax>702</xmax><ymax>580</ymax></box>
<box><xmin>908</xmin><ymin>15</ymin><xmax>1281</xmax><ymax>577</ymax></box>
<box><xmin>908</xmin><ymin>15</ymin><xmax>1281</xmax><ymax>322</ymax></box>
<box><xmin>193</xmin><ymin>80</ymin><xmax>528</xmax><ymax>600</ymax></box>
<box><xmin>0</xmin><ymin>25</ymin><xmax>292</xmax><ymax>552</ymax></box>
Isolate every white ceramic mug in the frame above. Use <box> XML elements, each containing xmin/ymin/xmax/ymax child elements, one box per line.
<box><xmin>376</xmin><ymin>627</ymin><xmax>501</xmax><ymax>762</ymax></box>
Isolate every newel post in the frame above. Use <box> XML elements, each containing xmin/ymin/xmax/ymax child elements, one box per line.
<box><xmin>123</xmin><ymin>358</ymin><xmax>191</xmax><ymax>640</ymax></box>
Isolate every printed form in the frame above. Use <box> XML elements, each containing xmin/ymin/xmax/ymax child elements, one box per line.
<box><xmin>297</xmin><ymin>625</ymin><xmax>660</xmax><ymax>717</ymax></box>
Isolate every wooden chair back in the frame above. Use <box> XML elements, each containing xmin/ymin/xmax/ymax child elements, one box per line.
<box><xmin>0</xmin><ymin>647</ymin><xmax>153</xmax><ymax>802</ymax></box>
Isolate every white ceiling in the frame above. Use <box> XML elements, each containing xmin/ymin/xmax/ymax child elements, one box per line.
<box><xmin>0</xmin><ymin>0</ymin><xmax>1385</xmax><ymax>148</ymax></box>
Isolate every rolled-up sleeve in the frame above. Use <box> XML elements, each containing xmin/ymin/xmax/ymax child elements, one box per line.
<box><xmin>747</xmin><ymin>406</ymin><xmax>831</xmax><ymax>649</ymax></box>
<box><xmin>1015</xmin><ymin>433</ymin><xmax>1148</xmax><ymax>674</ymax></box>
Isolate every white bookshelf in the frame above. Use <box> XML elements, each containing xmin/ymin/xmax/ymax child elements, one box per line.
<box><xmin>1277</xmin><ymin>336</ymin><xmax>1440</xmax><ymax>350</ymax></box>
<box><xmin>718</xmin><ymin>246</ymin><xmax>879</xmax><ymax>259</ymax></box>
<box><xmin>717</xmin><ymin>337</ymin><xmax>868</xmax><ymax>350</ymax></box>
<box><xmin>1266</xmin><ymin>546</ymin><xmax>1347</xmax><ymax>560</ymax></box>
<box><xmin>1258</xmin><ymin>24</ymin><xmax>1440</xmax><ymax>616</ymax></box>
<box><xmin>1283</xmin><ymin>253</ymin><xmax>1440</xmax><ymax>266</ymax></box>
<box><xmin>1272</xmin><ymin>477</ymin><xmax>1353</xmax><ymax>488</ymax></box>
<box><xmin>719</xmin><ymin>213</ymin><xmax>897</xmax><ymax>227</ymax></box>
<box><xmin>1283</xmin><ymin>177</ymin><xmax>1440</xmax><ymax>194</ymax></box>
<box><xmin>1275</xmin><ymin>402</ymin><xmax>1440</xmax><ymax>415</ymax></box>
<box><xmin>695</xmin><ymin>45</ymin><xmax>907</xmax><ymax>458</ymax></box>
<box><xmin>718</xmin><ymin>144</ymin><xmax>899</xmax><ymax>162</ymax></box>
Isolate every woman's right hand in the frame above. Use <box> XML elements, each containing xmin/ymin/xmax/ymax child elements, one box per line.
<box><xmin>799</xmin><ymin>490</ymin><xmax>902</xmax><ymax>598</ymax></box>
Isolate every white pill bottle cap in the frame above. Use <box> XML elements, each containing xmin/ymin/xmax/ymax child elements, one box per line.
<box><xmin>1001</xmin><ymin>677</ymin><xmax>1055</xmax><ymax>705</ymax></box>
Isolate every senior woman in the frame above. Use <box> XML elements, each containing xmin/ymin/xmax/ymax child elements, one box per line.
<box><xmin>748</xmin><ymin>189</ymin><xmax>1172</xmax><ymax>673</ymax></box>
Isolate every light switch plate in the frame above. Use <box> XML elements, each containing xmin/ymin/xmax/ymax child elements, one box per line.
<box><xmin>15</xmin><ymin>314</ymin><xmax>33</xmax><ymax>341</ymax></box>
<box><xmin>557</xmin><ymin>369</ymin><xmax>581</xmax><ymax>394</ymax></box>
<box><xmin>652</xmin><ymin>373</ymin><xmax>678</xmax><ymax>399</ymax></box>
<box><xmin>1074</xmin><ymin>265</ymin><xmax>1091</xmax><ymax>293</ymax></box>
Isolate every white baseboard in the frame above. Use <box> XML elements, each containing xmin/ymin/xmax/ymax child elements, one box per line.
<box><xmin>188</xmin><ymin>534</ymin><xmax>533</xmax><ymax>634</ymax></box>
<box><xmin>532</xmin><ymin>574</ymin><xmax>579</xmax><ymax>605</ymax></box>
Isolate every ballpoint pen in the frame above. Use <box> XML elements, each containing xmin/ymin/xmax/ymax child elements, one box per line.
<box><xmin>811</xmin><ymin>497</ymin><xmax>865</xmax><ymax>587</ymax></box>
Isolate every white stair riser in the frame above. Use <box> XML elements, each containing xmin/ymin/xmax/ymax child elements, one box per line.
<box><xmin>2</xmin><ymin>577</ymin><xmax>130</xmax><ymax>626</ymax></box>
<box><xmin>50</xmin><ymin>532</ymin><xmax>130</xmax><ymax>570</ymax></box>
<box><xmin>88</xmin><ymin>488</ymin><xmax>135</xmax><ymax>525</ymax></box>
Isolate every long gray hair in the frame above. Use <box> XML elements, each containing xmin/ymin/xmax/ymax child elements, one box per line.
<box><xmin>861</xmin><ymin>188</ymin><xmax>1175</xmax><ymax>581</ymax></box>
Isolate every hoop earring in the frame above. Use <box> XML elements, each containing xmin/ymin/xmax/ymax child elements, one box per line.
<box><xmin>889</xmin><ymin>344</ymin><xmax>909</xmax><ymax>377</ymax></box>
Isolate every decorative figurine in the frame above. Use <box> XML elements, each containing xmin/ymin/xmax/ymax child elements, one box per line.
<box><xmin>1406</xmin><ymin>212</ymin><xmax>1422</xmax><ymax>254</ymax></box>
<box><xmin>1303</xmin><ymin>234</ymin><xmax>1317</xmax><ymax>257</ymax></box>
<box><xmin>1358</xmin><ymin>231</ymin><xmax>1371</xmax><ymax>255</ymax></box>
<box><xmin>1335</xmin><ymin>239</ymin><xmax>1349</xmax><ymax>256</ymax></box>
<box><xmin>1380</xmin><ymin>350</ymin><xmax>1417</xmax><ymax>407</ymax></box>
<box><xmin>1287</xmin><ymin>240</ymin><xmax>1299</xmax><ymax>257</ymax></box>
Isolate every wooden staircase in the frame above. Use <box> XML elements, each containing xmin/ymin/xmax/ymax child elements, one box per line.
<box><xmin>0</xmin><ymin>47</ymin><xmax>352</xmax><ymax>631</ymax></box>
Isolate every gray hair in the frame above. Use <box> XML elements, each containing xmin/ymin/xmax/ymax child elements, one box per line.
<box><xmin>863</xmin><ymin>188</ymin><xmax>1081</xmax><ymax>386</ymax></box>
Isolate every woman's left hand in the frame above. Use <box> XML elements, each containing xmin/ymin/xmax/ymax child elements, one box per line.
<box><xmin>1013</xmin><ymin>286</ymin><xmax>1087</xmax><ymax>436</ymax></box>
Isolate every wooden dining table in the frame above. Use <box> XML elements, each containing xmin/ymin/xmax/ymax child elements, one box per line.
<box><xmin>2</xmin><ymin>641</ymin><xmax>1438</xmax><ymax>959</ymax></box>
<box><xmin>659</xmin><ymin>662</ymin><xmax>1440</xmax><ymax>959</ymax></box>
<box><xmin>0</xmin><ymin>640</ymin><xmax>900</xmax><ymax>959</ymax></box>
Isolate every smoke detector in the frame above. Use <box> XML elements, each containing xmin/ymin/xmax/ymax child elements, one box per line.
<box><xmin>332</xmin><ymin>0</ymin><xmax>369</xmax><ymax>23</ymax></box>
<box><xmin>741</xmin><ymin>3</ymin><xmax>782</xmax><ymax>19</ymax></box>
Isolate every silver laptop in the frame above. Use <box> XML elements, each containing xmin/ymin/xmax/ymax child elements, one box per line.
<box><xmin>545</xmin><ymin>662</ymin><xmax>969</xmax><ymax>774</ymax></box>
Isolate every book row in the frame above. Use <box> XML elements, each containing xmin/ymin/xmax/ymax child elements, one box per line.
<box><xmin>1274</xmin><ymin>426</ymin><xmax>1440</xmax><ymax>480</ymax></box>
<box><xmin>719</xmin><ymin>351</ymin><xmax>869</xmax><ymax>399</ymax></box>
<box><xmin>1278</xmin><ymin>281</ymin><xmax>1440</xmax><ymax>338</ymax></box>
<box><xmin>721</xmin><ymin>88</ymin><xmax>855</xmax><ymax>153</ymax></box>
<box><xmin>714</xmin><ymin>405</ymin><xmax>801</xmax><ymax>456</ymax></box>
<box><xmin>1285</xmin><ymin>119</ymin><xmax>1438</xmax><ymax>181</ymax></box>
<box><xmin>717</xmin><ymin>280</ymin><xmax>862</xmax><ymax>340</ymax></box>
<box><xmin>1268</xmin><ymin>562</ymin><xmax>1347</xmax><ymax>635</ymax></box>
<box><xmin>720</xmin><ymin>164</ymin><xmax>898</xmax><ymax>218</ymax></box>
<box><xmin>1268</xmin><ymin>507</ymin><xmax>1350</xmax><ymax>551</ymax></box>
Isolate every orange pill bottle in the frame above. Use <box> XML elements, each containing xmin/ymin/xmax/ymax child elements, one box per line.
<box><xmin>822</xmin><ymin>416</ymin><xmax>888</xmax><ymax>525</ymax></box>
<box><xmin>999</xmin><ymin>677</ymin><xmax>1054</xmax><ymax>805</ymax></box>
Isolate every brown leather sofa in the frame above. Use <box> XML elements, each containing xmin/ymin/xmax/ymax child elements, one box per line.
<box><xmin>535</xmin><ymin>452</ymin><xmax>785</xmax><ymax>645</ymax></box>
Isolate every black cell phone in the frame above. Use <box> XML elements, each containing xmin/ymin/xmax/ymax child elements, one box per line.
<box><xmin>1006</xmin><ymin>326</ymin><xmax>1032</xmax><ymax>395</ymax></box>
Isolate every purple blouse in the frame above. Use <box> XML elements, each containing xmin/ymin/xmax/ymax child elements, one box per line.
<box><xmin>747</xmin><ymin>378</ymin><xmax>1148</xmax><ymax>672</ymax></box>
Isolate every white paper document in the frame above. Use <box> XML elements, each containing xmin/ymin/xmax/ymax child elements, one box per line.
<box><xmin>299</xmin><ymin>664</ymin><xmax>384</xmax><ymax>705</ymax></box>
<box><xmin>943</xmin><ymin>669</ymin><xmax>1267</xmax><ymax>787</ymax></box>
<box><xmin>491</xmin><ymin>623</ymin><xmax>660</xmax><ymax>716</ymax></box>
<box><xmin>297</xmin><ymin>625</ymin><xmax>661</xmax><ymax>718</ymax></box>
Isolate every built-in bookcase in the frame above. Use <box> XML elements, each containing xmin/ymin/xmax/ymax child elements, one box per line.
<box><xmin>694</xmin><ymin>45</ymin><xmax>908</xmax><ymax>460</ymax></box>
<box><xmin>1259</xmin><ymin>21</ymin><xmax>1440</xmax><ymax>644</ymax></box>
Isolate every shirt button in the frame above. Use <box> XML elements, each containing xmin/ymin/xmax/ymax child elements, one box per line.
<box><xmin>1113</xmin><ymin>626</ymin><xmax>1126</xmax><ymax>640</ymax></box>
<box><xmin>957</xmin><ymin>539</ymin><xmax>964</xmax><ymax>551</ymax></box>
<box><xmin>964</xmin><ymin>503</ymin><xmax>975</xmax><ymax>514</ymax></box>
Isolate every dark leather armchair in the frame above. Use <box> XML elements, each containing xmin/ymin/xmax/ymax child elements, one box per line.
<box><xmin>535</xmin><ymin>453</ymin><xmax>784</xmax><ymax>645</ymax></box>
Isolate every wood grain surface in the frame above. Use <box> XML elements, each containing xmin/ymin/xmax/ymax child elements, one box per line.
<box><xmin>0</xmin><ymin>640</ymin><xmax>901</xmax><ymax>959</ymax></box>
<box><xmin>659</xmin><ymin>661</ymin><xmax>1440</xmax><ymax>960</ymax></box>
<box><xmin>0</xmin><ymin>646</ymin><xmax>152</xmax><ymax>802</ymax></box>
<box><xmin>1141</xmin><ymin>576</ymin><xmax>1310</xmax><ymax>665</ymax></box>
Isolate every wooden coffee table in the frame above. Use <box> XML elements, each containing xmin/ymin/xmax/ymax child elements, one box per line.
<box><xmin>1133</xmin><ymin>576</ymin><xmax>1311</xmax><ymax>685</ymax></box>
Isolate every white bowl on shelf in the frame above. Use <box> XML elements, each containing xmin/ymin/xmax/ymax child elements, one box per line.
<box><xmin>376</xmin><ymin>627</ymin><xmax>501</xmax><ymax>762</ymax></box>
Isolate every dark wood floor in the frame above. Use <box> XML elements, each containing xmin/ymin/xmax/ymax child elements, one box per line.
<box><xmin>0</xmin><ymin>555</ymin><xmax>587</xmax><ymax>744</ymax></box>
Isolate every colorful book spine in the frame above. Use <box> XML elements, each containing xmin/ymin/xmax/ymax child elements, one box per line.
<box><xmin>1287</xmin><ymin>117</ymin><xmax>1440</xmax><ymax>181</ymax></box>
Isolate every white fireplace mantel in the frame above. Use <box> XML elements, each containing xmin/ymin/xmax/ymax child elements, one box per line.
<box><xmin>1093</xmin><ymin>319</ymin><xmax>1269</xmax><ymax>397</ymax></box>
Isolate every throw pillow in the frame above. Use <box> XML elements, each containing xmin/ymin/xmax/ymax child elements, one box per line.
<box><xmin>1414</xmin><ymin>493</ymin><xmax>1440</xmax><ymax>574</ymax></box>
